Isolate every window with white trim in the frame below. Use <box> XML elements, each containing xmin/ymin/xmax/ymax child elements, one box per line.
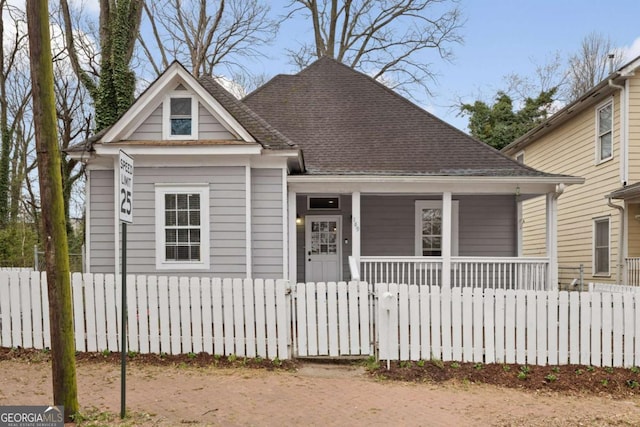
<box><xmin>596</xmin><ymin>100</ymin><xmax>613</xmax><ymax>163</ymax></box>
<box><xmin>593</xmin><ymin>217</ymin><xmax>610</xmax><ymax>276</ymax></box>
<box><xmin>415</xmin><ymin>201</ymin><xmax>459</xmax><ymax>256</ymax></box>
<box><xmin>155</xmin><ymin>184</ymin><xmax>209</xmax><ymax>270</ymax></box>
<box><xmin>163</xmin><ymin>93</ymin><xmax>199</xmax><ymax>139</ymax></box>
<box><xmin>515</xmin><ymin>151</ymin><xmax>525</xmax><ymax>164</ymax></box>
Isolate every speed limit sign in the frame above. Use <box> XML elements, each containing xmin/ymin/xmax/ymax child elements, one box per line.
<box><xmin>118</xmin><ymin>150</ymin><xmax>134</xmax><ymax>223</ymax></box>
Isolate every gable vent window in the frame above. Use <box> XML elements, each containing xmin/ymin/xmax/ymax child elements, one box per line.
<box><xmin>164</xmin><ymin>92</ymin><xmax>198</xmax><ymax>140</ymax></box>
<box><xmin>308</xmin><ymin>196</ymin><xmax>340</xmax><ymax>210</ymax></box>
<box><xmin>170</xmin><ymin>97</ymin><xmax>192</xmax><ymax>136</ymax></box>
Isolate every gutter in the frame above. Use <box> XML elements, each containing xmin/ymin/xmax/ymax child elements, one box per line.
<box><xmin>608</xmin><ymin>79</ymin><xmax>627</xmax><ymax>185</ymax></box>
<box><xmin>607</xmin><ymin>197</ymin><xmax>625</xmax><ymax>285</ymax></box>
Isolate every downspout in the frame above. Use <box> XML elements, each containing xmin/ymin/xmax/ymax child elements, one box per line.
<box><xmin>548</xmin><ymin>184</ymin><xmax>564</xmax><ymax>290</ymax></box>
<box><xmin>607</xmin><ymin>197</ymin><xmax>625</xmax><ymax>285</ymax></box>
<box><xmin>608</xmin><ymin>79</ymin><xmax>627</xmax><ymax>185</ymax></box>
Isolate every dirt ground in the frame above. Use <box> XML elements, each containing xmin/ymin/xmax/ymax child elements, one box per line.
<box><xmin>1</xmin><ymin>351</ymin><xmax>640</xmax><ymax>426</ymax></box>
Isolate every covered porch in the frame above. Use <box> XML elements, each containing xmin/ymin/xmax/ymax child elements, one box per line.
<box><xmin>287</xmin><ymin>176</ymin><xmax>571</xmax><ymax>291</ymax></box>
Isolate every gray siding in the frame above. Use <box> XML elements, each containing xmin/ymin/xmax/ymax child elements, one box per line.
<box><xmin>199</xmin><ymin>104</ymin><xmax>235</xmax><ymax>140</ymax></box>
<box><xmin>89</xmin><ymin>166</ymin><xmax>248</xmax><ymax>276</ymax></box>
<box><xmin>128</xmin><ymin>105</ymin><xmax>162</xmax><ymax>140</ymax></box>
<box><xmin>89</xmin><ymin>169</ymin><xmax>115</xmax><ymax>273</ymax></box>
<box><xmin>126</xmin><ymin>103</ymin><xmax>236</xmax><ymax>141</ymax></box>
<box><xmin>251</xmin><ymin>169</ymin><xmax>284</xmax><ymax>278</ymax></box>
<box><xmin>295</xmin><ymin>194</ymin><xmax>517</xmax><ymax>282</ymax></box>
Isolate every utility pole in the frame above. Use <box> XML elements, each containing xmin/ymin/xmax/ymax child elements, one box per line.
<box><xmin>26</xmin><ymin>0</ymin><xmax>79</xmax><ymax>421</ymax></box>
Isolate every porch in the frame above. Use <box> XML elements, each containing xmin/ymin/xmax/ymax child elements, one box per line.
<box><xmin>287</xmin><ymin>177</ymin><xmax>565</xmax><ymax>291</ymax></box>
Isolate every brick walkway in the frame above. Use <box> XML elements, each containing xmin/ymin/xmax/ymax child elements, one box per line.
<box><xmin>2</xmin><ymin>360</ymin><xmax>640</xmax><ymax>426</ymax></box>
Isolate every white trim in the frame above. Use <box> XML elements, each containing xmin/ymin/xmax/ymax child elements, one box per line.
<box><xmin>515</xmin><ymin>150</ymin><xmax>525</xmax><ymax>164</ymax></box>
<box><xmin>414</xmin><ymin>200</ymin><xmax>459</xmax><ymax>257</ymax></box>
<box><xmin>85</xmin><ymin>169</ymin><xmax>91</xmax><ymax>273</ymax></box>
<box><xmin>595</xmin><ymin>97</ymin><xmax>614</xmax><ymax>165</ymax></box>
<box><xmin>352</xmin><ymin>192</ymin><xmax>361</xmax><ymax>269</ymax></box>
<box><xmin>162</xmin><ymin>93</ymin><xmax>199</xmax><ymax>140</ymax></box>
<box><xmin>288</xmin><ymin>190</ymin><xmax>297</xmax><ymax>283</ymax></box>
<box><xmin>154</xmin><ymin>184</ymin><xmax>211</xmax><ymax>271</ymax></box>
<box><xmin>94</xmin><ymin>144</ymin><xmax>262</xmax><ymax>157</ymax></box>
<box><xmin>282</xmin><ymin>168</ymin><xmax>289</xmax><ymax>280</ymax></box>
<box><xmin>593</xmin><ymin>216</ymin><xmax>611</xmax><ymax>277</ymax></box>
<box><xmin>441</xmin><ymin>192</ymin><xmax>452</xmax><ymax>289</ymax></box>
<box><xmin>516</xmin><ymin>198</ymin><xmax>523</xmax><ymax>257</ymax></box>
<box><xmin>245</xmin><ymin>166</ymin><xmax>252</xmax><ymax>278</ymax></box>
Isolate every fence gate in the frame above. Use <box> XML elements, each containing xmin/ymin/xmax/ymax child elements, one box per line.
<box><xmin>292</xmin><ymin>281</ymin><xmax>373</xmax><ymax>357</ymax></box>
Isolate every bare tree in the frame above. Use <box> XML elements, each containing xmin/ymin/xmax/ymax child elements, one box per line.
<box><xmin>139</xmin><ymin>0</ymin><xmax>278</xmax><ymax>79</ymax></box>
<box><xmin>286</xmin><ymin>0</ymin><xmax>464</xmax><ymax>96</ymax></box>
<box><xmin>567</xmin><ymin>32</ymin><xmax>624</xmax><ymax>101</ymax></box>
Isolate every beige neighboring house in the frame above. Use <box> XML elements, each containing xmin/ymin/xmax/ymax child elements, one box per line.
<box><xmin>503</xmin><ymin>55</ymin><xmax>640</xmax><ymax>288</ymax></box>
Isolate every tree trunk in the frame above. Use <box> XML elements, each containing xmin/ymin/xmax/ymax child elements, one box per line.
<box><xmin>26</xmin><ymin>0</ymin><xmax>79</xmax><ymax>421</ymax></box>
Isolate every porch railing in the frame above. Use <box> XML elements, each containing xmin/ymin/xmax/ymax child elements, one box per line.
<box><xmin>626</xmin><ymin>258</ymin><xmax>640</xmax><ymax>287</ymax></box>
<box><xmin>359</xmin><ymin>256</ymin><xmax>549</xmax><ymax>290</ymax></box>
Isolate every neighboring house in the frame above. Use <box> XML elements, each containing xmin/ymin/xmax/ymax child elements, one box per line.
<box><xmin>68</xmin><ymin>58</ymin><xmax>581</xmax><ymax>289</ymax></box>
<box><xmin>503</xmin><ymin>56</ymin><xmax>640</xmax><ymax>287</ymax></box>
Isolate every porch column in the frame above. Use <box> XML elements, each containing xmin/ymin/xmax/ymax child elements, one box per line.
<box><xmin>442</xmin><ymin>192</ymin><xmax>452</xmax><ymax>288</ymax></box>
<box><xmin>288</xmin><ymin>190</ymin><xmax>297</xmax><ymax>284</ymax></box>
<box><xmin>546</xmin><ymin>193</ymin><xmax>558</xmax><ymax>290</ymax></box>
<box><xmin>352</xmin><ymin>191</ymin><xmax>361</xmax><ymax>280</ymax></box>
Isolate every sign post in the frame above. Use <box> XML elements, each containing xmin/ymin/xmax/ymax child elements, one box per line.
<box><xmin>118</xmin><ymin>150</ymin><xmax>133</xmax><ymax>419</ymax></box>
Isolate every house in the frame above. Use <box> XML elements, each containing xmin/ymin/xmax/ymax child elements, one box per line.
<box><xmin>68</xmin><ymin>58</ymin><xmax>581</xmax><ymax>289</ymax></box>
<box><xmin>503</xmin><ymin>56</ymin><xmax>640</xmax><ymax>288</ymax></box>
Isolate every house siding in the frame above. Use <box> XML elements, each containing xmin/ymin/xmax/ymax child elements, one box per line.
<box><xmin>628</xmin><ymin>204</ymin><xmax>640</xmax><ymax>258</ymax></box>
<box><xmin>295</xmin><ymin>194</ymin><xmax>516</xmax><ymax>282</ymax></box>
<box><xmin>89</xmin><ymin>169</ymin><xmax>115</xmax><ymax>273</ymax></box>
<box><xmin>251</xmin><ymin>169</ymin><xmax>284</xmax><ymax>278</ymax></box>
<box><xmin>518</xmin><ymin>90</ymin><xmax>624</xmax><ymax>285</ymax></box>
<box><xmin>628</xmin><ymin>76</ymin><xmax>640</xmax><ymax>182</ymax></box>
<box><xmin>126</xmin><ymin>102</ymin><xmax>235</xmax><ymax>141</ymax></box>
<box><xmin>89</xmin><ymin>166</ymin><xmax>249</xmax><ymax>277</ymax></box>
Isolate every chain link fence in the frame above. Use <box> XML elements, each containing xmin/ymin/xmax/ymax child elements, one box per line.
<box><xmin>34</xmin><ymin>246</ymin><xmax>85</xmax><ymax>272</ymax></box>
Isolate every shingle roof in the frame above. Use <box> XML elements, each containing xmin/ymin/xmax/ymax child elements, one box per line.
<box><xmin>244</xmin><ymin>57</ymin><xmax>560</xmax><ymax>177</ymax></box>
<box><xmin>198</xmin><ymin>76</ymin><xmax>296</xmax><ymax>150</ymax></box>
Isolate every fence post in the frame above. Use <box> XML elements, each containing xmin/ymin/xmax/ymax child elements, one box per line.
<box><xmin>33</xmin><ymin>245</ymin><xmax>38</xmax><ymax>271</ymax></box>
<box><xmin>579</xmin><ymin>264</ymin><xmax>584</xmax><ymax>292</ymax></box>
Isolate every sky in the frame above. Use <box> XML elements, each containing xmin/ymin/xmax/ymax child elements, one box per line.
<box><xmin>253</xmin><ymin>0</ymin><xmax>640</xmax><ymax>132</ymax></box>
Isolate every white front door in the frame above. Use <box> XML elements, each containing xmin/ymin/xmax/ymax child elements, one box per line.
<box><xmin>305</xmin><ymin>216</ymin><xmax>342</xmax><ymax>282</ymax></box>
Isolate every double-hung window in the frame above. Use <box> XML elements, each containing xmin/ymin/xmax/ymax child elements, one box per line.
<box><xmin>593</xmin><ymin>217</ymin><xmax>610</xmax><ymax>276</ymax></box>
<box><xmin>596</xmin><ymin>100</ymin><xmax>613</xmax><ymax>163</ymax></box>
<box><xmin>155</xmin><ymin>184</ymin><xmax>209</xmax><ymax>270</ymax></box>
<box><xmin>163</xmin><ymin>92</ymin><xmax>198</xmax><ymax>139</ymax></box>
<box><xmin>415</xmin><ymin>201</ymin><xmax>459</xmax><ymax>256</ymax></box>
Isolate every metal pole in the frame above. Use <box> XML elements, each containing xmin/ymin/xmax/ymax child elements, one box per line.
<box><xmin>120</xmin><ymin>222</ymin><xmax>127</xmax><ymax>419</ymax></box>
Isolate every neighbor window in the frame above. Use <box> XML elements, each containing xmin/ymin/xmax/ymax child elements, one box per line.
<box><xmin>596</xmin><ymin>101</ymin><xmax>613</xmax><ymax>163</ymax></box>
<box><xmin>415</xmin><ymin>201</ymin><xmax>459</xmax><ymax>256</ymax></box>
<box><xmin>164</xmin><ymin>93</ymin><xmax>198</xmax><ymax>139</ymax></box>
<box><xmin>515</xmin><ymin>151</ymin><xmax>525</xmax><ymax>164</ymax></box>
<box><xmin>593</xmin><ymin>217</ymin><xmax>610</xmax><ymax>276</ymax></box>
<box><xmin>155</xmin><ymin>185</ymin><xmax>209</xmax><ymax>270</ymax></box>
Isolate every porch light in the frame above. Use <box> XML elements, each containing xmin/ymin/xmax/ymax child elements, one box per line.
<box><xmin>296</xmin><ymin>215</ymin><xmax>303</xmax><ymax>225</ymax></box>
<box><xmin>515</xmin><ymin>185</ymin><xmax>521</xmax><ymax>197</ymax></box>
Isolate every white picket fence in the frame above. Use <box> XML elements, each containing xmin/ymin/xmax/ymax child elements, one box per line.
<box><xmin>5</xmin><ymin>271</ymin><xmax>640</xmax><ymax>367</ymax></box>
<box><xmin>0</xmin><ymin>272</ymin><xmax>290</xmax><ymax>359</ymax></box>
<box><xmin>378</xmin><ymin>283</ymin><xmax>640</xmax><ymax>367</ymax></box>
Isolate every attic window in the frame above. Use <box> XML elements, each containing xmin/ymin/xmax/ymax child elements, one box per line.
<box><xmin>164</xmin><ymin>93</ymin><xmax>198</xmax><ymax>139</ymax></box>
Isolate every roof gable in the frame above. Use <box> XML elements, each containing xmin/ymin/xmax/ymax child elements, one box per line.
<box><xmin>244</xmin><ymin>57</ymin><xmax>553</xmax><ymax>177</ymax></box>
<box><xmin>102</xmin><ymin>62</ymin><xmax>256</xmax><ymax>144</ymax></box>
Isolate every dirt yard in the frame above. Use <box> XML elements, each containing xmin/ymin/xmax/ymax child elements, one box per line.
<box><xmin>1</xmin><ymin>350</ymin><xmax>640</xmax><ymax>426</ymax></box>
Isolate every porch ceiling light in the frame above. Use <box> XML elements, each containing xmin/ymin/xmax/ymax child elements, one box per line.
<box><xmin>296</xmin><ymin>215</ymin><xmax>303</xmax><ymax>225</ymax></box>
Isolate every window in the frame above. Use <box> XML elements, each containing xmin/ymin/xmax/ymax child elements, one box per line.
<box><xmin>593</xmin><ymin>217</ymin><xmax>610</xmax><ymax>276</ymax></box>
<box><xmin>415</xmin><ymin>201</ymin><xmax>459</xmax><ymax>256</ymax></box>
<box><xmin>596</xmin><ymin>101</ymin><xmax>613</xmax><ymax>163</ymax></box>
<box><xmin>515</xmin><ymin>151</ymin><xmax>525</xmax><ymax>164</ymax></box>
<box><xmin>163</xmin><ymin>93</ymin><xmax>198</xmax><ymax>139</ymax></box>
<box><xmin>155</xmin><ymin>185</ymin><xmax>209</xmax><ymax>270</ymax></box>
<box><xmin>308</xmin><ymin>196</ymin><xmax>340</xmax><ymax>210</ymax></box>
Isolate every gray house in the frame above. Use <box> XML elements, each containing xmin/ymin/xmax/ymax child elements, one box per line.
<box><xmin>69</xmin><ymin>58</ymin><xmax>582</xmax><ymax>289</ymax></box>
